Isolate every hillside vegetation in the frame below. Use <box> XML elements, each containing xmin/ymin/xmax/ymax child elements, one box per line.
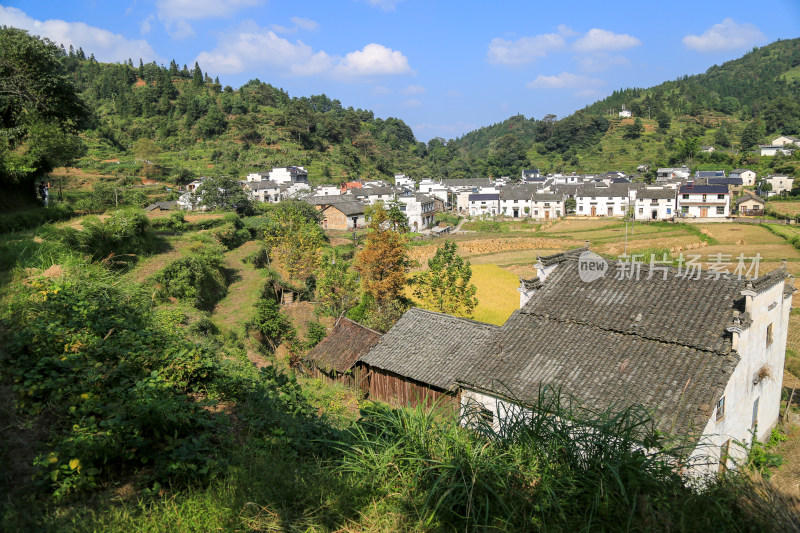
<box><xmin>4</xmin><ymin>31</ymin><xmax>800</xmax><ymax>212</ymax></box>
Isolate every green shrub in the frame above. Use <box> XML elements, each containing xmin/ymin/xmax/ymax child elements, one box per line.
<box><xmin>212</xmin><ymin>222</ymin><xmax>250</xmax><ymax>250</ymax></box>
<box><xmin>76</xmin><ymin>209</ymin><xmax>152</xmax><ymax>267</ymax></box>
<box><xmin>155</xmin><ymin>245</ymin><xmax>228</xmax><ymax>310</ymax></box>
<box><xmin>151</xmin><ymin>211</ymin><xmax>187</xmax><ymax>233</ymax></box>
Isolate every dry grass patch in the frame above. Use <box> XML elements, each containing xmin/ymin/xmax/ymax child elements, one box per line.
<box><xmin>695</xmin><ymin>224</ymin><xmax>785</xmax><ymax>245</ymax></box>
<box><xmin>769</xmin><ymin>202</ymin><xmax>800</xmax><ymax>217</ymax></box>
<box><xmin>541</xmin><ymin>218</ymin><xmax>621</xmax><ymax>233</ymax></box>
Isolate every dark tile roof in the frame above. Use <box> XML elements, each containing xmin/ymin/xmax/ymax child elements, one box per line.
<box><xmin>303</xmin><ymin>318</ymin><xmax>382</xmax><ymax>374</ymax></box>
<box><xmin>459</xmin><ymin>249</ymin><xmax>791</xmax><ymax>439</ymax></box>
<box><xmin>145</xmin><ymin>201</ymin><xmax>178</xmax><ymax>211</ymax></box>
<box><xmin>322</xmin><ymin>201</ymin><xmax>366</xmax><ymax>216</ymax></box>
<box><xmin>532</xmin><ymin>193</ymin><xmax>563</xmax><ymax>202</ymax></box>
<box><xmin>247</xmin><ymin>180</ymin><xmax>283</xmax><ymax>190</ymax></box>
<box><xmin>469</xmin><ymin>194</ymin><xmax>500</xmax><ymax>202</ymax></box>
<box><xmin>636</xmin><ymin>189</ymin><xmax>676</xmax><ymax>200</ymax></box>
<box><xmin>459</xmin><ymin>313</ymin><xmax>739</xmax><ymax>438</ymax></box>
<box><xmin>500</xmin><ymin>186</ymin><xmax>536</xmax><ymax>201</ymax></box>
<box><xmin>359</xmin><ymin>308</ymin><xmax>498</xmax><ymax>391</ymax></box>
<box><xmin>735</xmin><ymin>194</ymin><xmax>765</xmax><ymax>206</ymax></box>
<box><xmin>708</xmin><ymin>177</ymin><xmax>743</xmax><ymax>186</ymax></box>
<box><xmin>577</xmin><ymin>184</ymin><xmax>631</xmax><ymax>198</ymax></box>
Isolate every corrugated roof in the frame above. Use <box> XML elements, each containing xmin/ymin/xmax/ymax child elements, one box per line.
<box><xmin>304</xmin><ymin>318</ymin><xmax>382</xmax><ymax>374</ymax></box>
<box><xmin>359</xmin><ymin>308</ymin><xmax>498</xmax><ymax>391</ymax></box>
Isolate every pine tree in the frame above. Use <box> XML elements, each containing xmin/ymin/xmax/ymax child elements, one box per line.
<box><xmin>192</xmin><ymin>62</ymin><xmax>203</xmax><ymax>87</ymax></box>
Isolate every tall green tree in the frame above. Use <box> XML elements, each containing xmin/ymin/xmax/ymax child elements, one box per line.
<box><xmin>315</xmin><ymin>249</ymin><xmax>360</xmax><ymax>318</ymax></box>
<box><xmin>0</xmin><ymin>27</ymin><xmax>89</xmax><ymax>195</ymax></box>
<box><xmin>412</xmin><ymin>241</ymin><xmax>478</xmax><ymax>318</ymax></box>
<box><xmin>195</xmin><ymin>174</ymin><xmax>254</xmax><ymax>215</ymax></box>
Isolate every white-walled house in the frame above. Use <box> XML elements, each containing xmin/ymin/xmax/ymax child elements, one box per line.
<box><xmin>314</xmin><ymin>185</ymin><xmax>341</xmax><ymax>196</ymax></box>
<box><xmin>468</xmin><ymin>193</ymin><xmax>500</xmax><ymax>217</ymax></box>
<box><xmin>245</xmin><ymin>180</ymin><xmax>287</xmax><ymax>203</ymax></box>
<box><xmin>772</xmin><ymin>135</ymin><xmax>800</xmax><ymax>147</ymax></box>
<box><xmin>246</xmin><ymin>172</ymin><xmax>270</xmax><ymax>182</ymax></box>
<box><xmin>619</xmin><ymin>105</ymin><xmax>632</xmax><ymax>117</ymax></box>
<box><xmin>458</xmin><ymin>249</ymin><xmax>792</xmax><ymax>478</ymax></box>
<box><xmin>762</xmin><ymin>175</ymin><xmax>795</xmax><ymax>196</ymax></box>
<box><xmin>633</xmin><ymin>188</ymin><xmax>676</xmax><ymax>220</ymax></box>
<box><xmin>759</xmin><ymin>145</ymin><xmax>795</xmax><ymax>157</ymax></box>
<box><xmin>657</xmin><ymin>167</ymin><xmax>691</xmax><ymax>181</ymax></box>
<box><xmin>530</xmin><ymin>193</ymin><xmax>564</xmax><ymax>220</ymax></box>
<box><xmin>730</xmin><ymin>169</ymin><xmax>757</xmax><ymax>187</ymax></box>
<box><xmin>397</xmin><ymin>193</ymin><xmax>436</xmax><ymax>231</ymax></box>
<box><xmin>677</xmin><ymin>184</ymin><xmax>730</xmax><ymax>218</ymax></box>
<box><xmin>575</xmin><ymin>185</ymin><xmax>630</xmax><ymax>217</ymax></box>
<box><xmin>269</xmin><ymin>166</ymin><xmax>309</xmax><ymax>184</ymax></box>
<box><xmin>499</xmin><ymin>187</ymin><xmax>534</xmax><ymax>218</ymax></box>
<box><xmin>394</xmin><ymin>174</ymin><xmax>415</xmax><ymax>188</ymax></box>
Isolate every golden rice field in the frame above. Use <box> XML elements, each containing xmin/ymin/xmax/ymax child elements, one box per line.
<box><xmin>469</xmin><ymin>264</ymin><xmax>520</xmax><ymax>325</ymax></box>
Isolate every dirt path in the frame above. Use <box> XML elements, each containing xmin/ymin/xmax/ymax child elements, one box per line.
<box><xmin>210</xmin><ymin>241</ymin><xmax>264</xmax><ymax>332</ymax></box>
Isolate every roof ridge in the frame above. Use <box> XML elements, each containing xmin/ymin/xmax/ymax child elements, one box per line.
<box><xmin>336</xmin><ymin>316</ymin><xmax>384</xmax><ymax>336</ymax></box>
<box><xmin>406</xmin><ymin>307</ymin><xmax>499</xmax><ymax>329</ymax></box>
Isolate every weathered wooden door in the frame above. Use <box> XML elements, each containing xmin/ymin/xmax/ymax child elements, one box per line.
<box><xmin>700</xmin><ymin>207</ymin><xmax>708</xmax><ymax>217</ymax></box>
<box><xmin>590</xmin><ymin>206</ymin><xmax>596</xmax><ymax>216</ymax></box>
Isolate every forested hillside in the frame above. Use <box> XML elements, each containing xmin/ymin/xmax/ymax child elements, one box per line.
<box><xmin>2</xmin><ymin>29</ymin><xmax>800</xmax><ymax>209</ymax></box>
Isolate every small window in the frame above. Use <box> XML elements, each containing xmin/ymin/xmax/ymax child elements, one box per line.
<box><xmin>479</xmin><ymin>407</ymin><xmax>494</xmax><ymax>425</ymax></box>
<box><xmin>638</xmin><ymin>208</ymin><xmax>644</xmax><ymax>214</ymax></box>
<box><xmin>766</xmin><ymin>323</ymin><xmax>773</xmax><ymax>346</ymax></box>
<box><xmin>667</xmin><ymin>208</ymin><xmax>672</xmax><ymax>214</ymax></box>
<box><xmin>718</xmin><ymin>194</ymin><xmax>725</xmax><ymax>200</ymax></box>
<box><xmin>716</xmin><ymin>206</ymin><xmax>725</xmax><ymax>215</ymax></box>
<box><xmin>681</xmin><ymin>206</ymin><xmax>689</xmax><ymax>214</ymax></box>
<box><xmin>716</xmin><ymin>396</ymin><xmax>725</xmax><ymax>421</ymax></box>
<box><xmin>682</xmin><ymin>194</ymin><xmax>689</xmax><ymax>199</ymax></box>
<box><xmin>702</xmin><ymin>194</ymin><xmax>707</xmax><ymax>201</ymax></box>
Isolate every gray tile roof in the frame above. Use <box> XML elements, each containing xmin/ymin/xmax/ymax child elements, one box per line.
<box><xmin>459</xmin><ymin>249</ymin><xmax>791</xmax><ymax>439</ymax></box>
<box><xmin>359</xmin><ymin>308</ymin><xmax>498</xmax><ymax>391</ymax></box>
<box><xmin>735</xmin><ymin>194</ymin><xmax>765</xmax><ymax>206</ymax></box>
<box><xmin>637</xmin><ymin>189</ymin><xmax>676</xmax><ymax>200</ymax></box>
<box><xmin>322</xmin><ymin>201</ymin><xmax>366</xmax><ymax>216</ymax></box>
<box><xmin>500</xmin><ymin>186</ymin><xmax>536</xmax><ymax>201</ymax></box>
<box><xmin>442</xmin><ymin>178</ymin><xmax>493</xmax><ymax>188</ymax></box>
<box><xmin>532</xmin><ymin>193</ymin><xmax>563</xmax><ymax>202</ymax></box>
<box><xmin>303</xmin><ymin>318</ymin><xmax>382</xmax><ymax>374</ymax></box>
<box><xmin>469</xmin><ymin>194</ymin><xmax>500</xmax><ymax>202</ymax></box>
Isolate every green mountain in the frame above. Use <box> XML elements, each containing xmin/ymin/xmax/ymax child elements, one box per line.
<box><xmin>3</xmin><ymin>29</ymin><xmax>800</xmax><ymax>210</ymax></box>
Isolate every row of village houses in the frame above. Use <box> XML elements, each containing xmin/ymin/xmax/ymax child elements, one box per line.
<box><xmin>169</xmin><ymin>165</ymin><xmax>795</xmax><ymax>231</ymax></box>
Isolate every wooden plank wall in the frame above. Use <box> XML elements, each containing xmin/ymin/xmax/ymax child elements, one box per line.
<box><xmin>308</xmin><ymin>365</ymin><xmax>370</xmax><ymax>395</ymax></box>
<box><xmin>365</xmin><ymin>366</ymin><xmax>459</xmax><ymax>410</ymax></box>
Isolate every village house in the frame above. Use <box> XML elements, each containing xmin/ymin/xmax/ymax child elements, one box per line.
<box><xmin>700</xmin><ymin>145</ymin><xmax>715</xmax><ymax>153</ymax></box>
<box><xmin>350</xmin><ymin>185</ymin><xmax>397</xmax><ymax>205</ymax></box>
<box><xmin>303</xmin><ymin>317</ymin><xmax>381</xmax><ymax>392</ymax></box>
<box><xmin>619</xmin><ymin>105</ymin><xmax>632</xmax><ymax>118</ymax></box>
<box><xmin>394</xmin><ymin>173</ymin><xmax>415</xmax><ymax>188</ymax></box>
<box><xmin>358</xmin><ymin>308</ymin><xmax>498</xmax><ymax>409</ymax></box>
<box><xmin>759</xmin><ymin>145</ymin><xmax>795</xmax><ymax>157</ymax></box>
<box><xmin>530</xmin><ymin>193</ymin><xmax>564</xmax><ymax>220</ymax></box>
<box><xmin>314</xmin><ymin>184</ymin><xmax>341</xmax><ymax>196</ymax></box>
<box><xmin>575</xmin><ymin>184</ymin><xmax>630</xmax><ymax>217</ymax></box>
<box><xmin>246</xmin><ymin>172</ymin><xmax>270</xmax><ymax>182</ymax></box>
<box><xmin>468</xmin><ymin>193</ymin><xmax>500</xmax><ymax>217</ymax></box>
<box><xmin>632</xmin><ymin>188</ymin><xmax>676</xmax><ymax>221</ymax></box>
<box><xmin>268</xmin><ymin>166</ymin><xmax>309</xmax><ymax>184</ymax></box>
<box><xmin>397</xmin><ymin>193</ymin><xmax>437</xmax><ymax>231</ymax></box>
<box><xmin>457</xmin><ymin>248</ymin><xmax>792</xmax><ymax>477</ymax></box>
<box><xmin>735</xmin><ymin>194</ymin><xmax>766</xmax><ymax>216</ymax></box>
<box><xmin>707</xmin><ymin>176</ymin><xmax>745</xmax><ymax>196</ymax></box>
<box><xmin>318</xmin><ymin>200</ymin><xmax>367</xmax><ymax>230</ymax></box>
<box><xmin>522</xmin><ymin>168</ymin><xmax>541</xmax><ymax>180</ymax></box>
<box><xmin>761</xmin><ymin>174</ymin><xmax>795</xmax><ymax>197</ymax></box>
<box><xmin>771</xmin><ymin>135</ymin><xmax>800</xmax><ymax>147</ymax></box>
<box><xmin>245</xmin><ymin>180</ymin><xmax>287</xmax><ymax>204</ymax></box>
<box><xmin>499</xmin><ymin>186</ymin><xmax>535</xmax><ymax>218</ymax></box>
<box><xmin>677</xmin><ymin>183</ymin><xmax>730</xmax><ymax>218</ymax></box>
<box><xmin>730</xmin><ymin>169</ymin><xmax>757</xmax><ymax>187</ymax></box>
<box><xmin>695</xmin><ymin>170</ymin><xmax>726</xmax><ymax>179</ymax></box>
<box><xmin>657</xmin><ymin>167</ymin><xmax>691</xmax><ymax>181</ymax></box>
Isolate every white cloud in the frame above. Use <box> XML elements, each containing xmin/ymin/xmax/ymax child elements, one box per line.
<box><xmin>573</xmin><ymin>29</ymin><xmax>641</xmax><ymax>52</ymax></box>
<box><xmin>527</xmin><ymin>72</ymin><xmax>603</xmax><ymax>89</ymax></box>
<box><xmin>557</xmin><ymin>24</ymin><xmax>578</xmax><ymax>37</ymax></box>
<box><xmin>0</xmin><ymin>6</ymin><xmax>161</xmax><ymax>63</ymax></box>
<box><xmin>574</xmin><ymin>52</ymin><xmax>630</xmax><ymax>73</ymax></box>
<box><xmin>336</xmin><ymin>43</ymin><xmax>412</xmax><ymax>76</ymax></box>
<box><xmin>403</xmin><ymin>98</ymin><xmax>422</xmax><ymax>108</ymax></box>
<box><xmin>682</xmin><ymin>18</ymin><xmax>767</xmax><ymax>52</ymax></box>
<box><xmin>487</xmin><ymin>33</ymin><xmax>565</xmax><ymax>65</ymax></box>
<box><xmin>358</xmin><ymin>0</ymin><xmax>404</xmax><ymax>11</ymax></box>
<box><xmin>156</xmin><ymin>0</ymin><xmax>263</xmax><ymax>39</ymax></box>
<box><xmin>196</xmin><ymin>24</ymin><xmax>412</xmax><ymax>80</ymax></box>
<box><xmin>372</xmin><ymin>85</ymin><xmax>392</xmax><ymax>95</ymax></box>
<box><xmin>273</xmin><ymin>17</ymin><xmax>319</xmax><ymax>34</ymax></box>
<box><xmin>139</xmin><ymin>15</ymin><xmax>155</xmax><ymax>35</ymax></box>
<box><xmin>156</xmin><ymin>0</ymin><xmax>262</xmax><ymax>21</ymax></box>
<box><xmin>401</xmin><ymin>84</ymin><xmax>426</xmax><ymax>95</ymax></box>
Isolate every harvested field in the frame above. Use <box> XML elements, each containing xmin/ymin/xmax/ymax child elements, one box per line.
<box><xmin>541</xmin><ymin>218</ymin><xmax>621</xmax><ymax>233</ymax></box>
<box><xmin>408</xmin><ymin>237</ymin><xmax>576</xmax><ymax>265</ymax></box>
<box><xmin>769</xmin><ymin>202</ymin><xmax>800</xmax><ymax>217</ymax></box>
<box><xmin>695</xmin><ymin>224</ymin><xmax>785</xmax><ymax>245</ymax></box>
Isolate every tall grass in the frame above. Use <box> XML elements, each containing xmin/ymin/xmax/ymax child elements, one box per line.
<box><xmin>336</xmin><ymin>393</ymin><xmax>796</xmax><ymax>531</ymax></box>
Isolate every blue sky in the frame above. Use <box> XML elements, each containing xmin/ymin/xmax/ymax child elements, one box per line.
<box><xmin>2</xmin><ymin>1</ymin><xmax>799</xmax><ymax>142</ymax></box>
